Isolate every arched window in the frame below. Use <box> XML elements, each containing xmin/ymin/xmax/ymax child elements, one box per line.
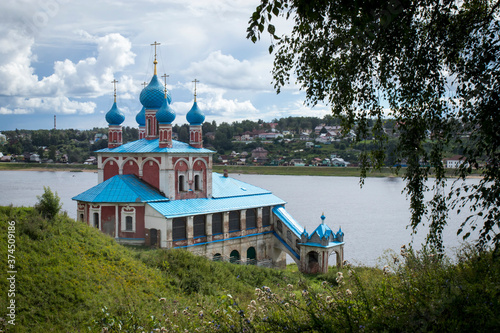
<box><xmin>213</xmin><ymin>253</ymin><xmax>222</xmax><ymax>261</ymax></box>
<box><xmin>172</xmin><ymin>217</ymin><xmax>186</xmax><ymax>240</ymax></box>
<box><xmin>229</xmin><ymin>211</ymin><xmax>240</xmax><ymax>232</ymax></box>
<box><xmin>212</xmin><ymin>213</ymin><xmax>223</xmax><ymax>235</ymax></box>
<box><xmin>179</xmin><ymin>175</ymin><xmax>185</xmax><ymax>192</ymax></box>
<box><xmin>246</xmin><ymin>209</ymin><xmax>256</xmax><ymax>229</ymax></box>
<box><xmin>194</xmin><ymin>174</ymin><xmax>201</xmax><ymax>191</ymax></box>
<box><xmin>93</xmin><ymin>212</ymin><xmax>99</xmax><ymax>229</ymax></box>
<box><xmin>147</xmin><ymin>118</ymin><xmax>151</xmax><ymax>136</ymax></box>
<box><xmin>230</xmin><ymin>250</ymin><xmax>240</xmax><ymax>263</ymax></box>
<box><xmin>247</xmin><ymin>247</ymin><xmax>256</xmax><ymax>265</ymax></box>
<box><xmin>262</xmin><ymin>206</ymin><xmax>271</xmax><ymax>227</ymax></box>
<box><xmin>121</xmin><ymin>207</ymin><xmax>136</xmax><ymax>232</ymax></box>
<box><xmin>193</xmin><ymin>215</ymin><xmax>206</xmax><ymax>238</ymax></box>
<box><xmin>79</xmin><ymin>213</ymin><xmax>84</xmax><ymax>222</ymax></box>
<box><xmin>125</xmin><ymin>216</ymin><xmax>133</xmax><ymax>231</ymax></box>
<box><xmin>277</xmin><ymin>220</ymin><xmax>283</xmax><ymax>233</ymax></box>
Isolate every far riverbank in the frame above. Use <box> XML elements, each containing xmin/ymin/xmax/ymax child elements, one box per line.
<box><xmin>0</xmin><ymin>163</ymin><xmax>478</xmax><ymax>178</ymax></box>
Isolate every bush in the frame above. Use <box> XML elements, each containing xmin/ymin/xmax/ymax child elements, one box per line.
<box><xmin>34</xmin><ymin>186</ymin><xmax>62</xmax><ymax>220</ymax></box>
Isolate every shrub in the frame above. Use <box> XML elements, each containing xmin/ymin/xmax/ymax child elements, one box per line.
<box><xmin>35</xmin><ymin>186</ymin><xmax>62</xmax><ymax>220</ymax></box>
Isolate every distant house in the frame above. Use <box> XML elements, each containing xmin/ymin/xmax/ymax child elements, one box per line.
<box><xmin>331</xmin><ymin>156</ymin><xmax>349</xmax><ymax>167</ymax></box>
<box><xmin>259</xmin><ymin>132</ymin><xmax>283</xmax><ymax>140</ymax></box>
<box><xmin>30</xmin><ymin>154</ymin><xmax>41</xmax><ymax>163</ymax></box>
<box><xmin>305</xmin><ymin>142</ymin><xmax>314</xmax><ymax>148</ymax></box>
<box><xmin>251</xmin><ymin>147</ymin><xmax>269</xmax><ymax>159</ymax></box>
<box><xmin>204</xmin><ymin>132</ymin><xmax>215</xmax><ymax>140</ymax></box>
<box><xmin>300</xmin><ymin>133</ymin><xmax>311</xmax><ymax>141</ymax></box>
<box><xmin>0</xmin><ymin>155</ymin><xmax>11</xmax><ymax>162</ymax></box>
<box><xmin>443</xmin><ymin>155</ymin><xmax>465</xmax><ymax>169</ymax></box>
<box><xmin>291</xmin><ymin>159</ymin><xmax>305</xmax><ymax>167</ymax></box>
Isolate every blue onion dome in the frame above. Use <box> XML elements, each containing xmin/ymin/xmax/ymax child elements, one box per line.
<box><xmin>105</xmin><ymin>101</ymin><xmax>125</xmax><ymax>125</ymax></box>
<box><xmin>186</xmin><ymin>101</ymin><xmax>205</xmax><ymax>125</ymax></box>
<box><xmin>156</xmin><ymin>97</ymin><xmax>176</xmax><ymax>124</ymax></box>
<box><xmin>140</xmin><ymin>75</ymin><xmax>168</xmax><ymax>108</ymax></box>
<box><xmin>135</xmin><ymin>106</ymin><xmax>145</xmax><ymax>126</ymax></box>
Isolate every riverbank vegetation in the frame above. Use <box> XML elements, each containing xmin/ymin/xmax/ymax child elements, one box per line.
<box><xmin>1</xmin><ymin>205</ymin><xmax>498</xmax><ymax>332</ymax></box>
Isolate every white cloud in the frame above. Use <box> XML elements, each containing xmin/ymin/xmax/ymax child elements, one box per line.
<box><xmin>183</xmin><ymin>51</ymin><xmax>273</xmax><ymax>91</ymax></box>
<box><xmin>0</xmin><ymin>24</ymin><xmax>135</xmax><ymax>116</ymax></box>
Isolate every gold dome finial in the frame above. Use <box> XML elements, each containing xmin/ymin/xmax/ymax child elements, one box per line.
<box><xmin>151</xmin><ymin>41</ymin><xmax>161</xmax><ymax>75</ymax></box>
<box><xmin>111</xmin><ymin>79</ymin><xmax>118</xmax><ymax>103</ymax></box>
<box><xmin>192</xmin><ymin>78</ymin><xmax>199</xmax><ymax>102</ymax></box>
<box><xmin>161</xmin><ymin>73</ymin><xmax>169</xmax><ymax>98</ymax></box>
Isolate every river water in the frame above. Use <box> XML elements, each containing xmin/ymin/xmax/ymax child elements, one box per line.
<box><xmin>0</xmin><ymin>170</ymin><xmax>478</xmax><ymax>267</ymax></box>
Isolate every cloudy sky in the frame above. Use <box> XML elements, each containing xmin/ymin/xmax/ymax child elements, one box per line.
<box><xmin>0</xmin><ymin>0</ymin><xmax>331</xmax><ymax>131</ymax></box>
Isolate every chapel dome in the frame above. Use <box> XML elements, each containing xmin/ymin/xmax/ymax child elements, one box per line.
<box><xmin>135</xmin><ymin>106</ymin><xmax>145</xmax><ymax>126</ymax></box>
<box><xmin>139</xmin><ymin>75</ymin><xmax>171</xmax><ymax>109</ymax></box>
<box><xmin>186</xmin><ymin>101</ymin><xmax>205</xmax><ymax>125</ymax></box>
<box><xmin>156</xmin><ymin>97</ymin><xmax>176</xmax><ymax>124</ymax></box>
<box><xmin>105</xmin><ymin>101</ymin><xmax>125</xmax><ymax>125</ymax></box>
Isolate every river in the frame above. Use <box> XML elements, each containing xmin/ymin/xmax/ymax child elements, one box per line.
<box><xmin>0</xmin><ymin>170</ymin><xmax>478</xmax><ymax>267</ymax></box>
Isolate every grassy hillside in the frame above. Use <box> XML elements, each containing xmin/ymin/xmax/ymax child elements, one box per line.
<box><xmin>1</xmin><ymin>206</ymin><xmax>498</xmax><ymax>332</ymax></box>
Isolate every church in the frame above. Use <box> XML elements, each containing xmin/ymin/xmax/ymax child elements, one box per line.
<box><xmin>73</xmin><ymin>44</ymin><xmax>344</xmax><ymax>273</ymax></box>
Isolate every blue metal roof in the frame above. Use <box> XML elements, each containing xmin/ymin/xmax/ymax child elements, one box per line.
<box><xmin>149</xmin><ymin>193</ymin><xmax>285</xmax><ymax>218</ymax></box>
<box><xmin>272</xmin><ymin>205</ymin><xmax>305</xmax><ymax>238</ymax></box>
<box><xmin>211</xmin><ymin>173</ymin><xmax>272</xmax><ymax>198</ymax></box>
<box><xmin>97</xmin><ymin>138</ymin><xmax>214</xmax><ymax>154</ymax></box>
<box><xmin>72</xmin><ymin>174</ymin><xmax>167</xmax><ymax>203</ymax></box>
<box><xmin>311</xmin><ymin>223</ymin><xmax>334</xmax><ymax>239</ymax></box>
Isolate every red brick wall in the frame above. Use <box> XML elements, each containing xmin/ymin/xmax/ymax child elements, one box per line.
<box><xmin>103</xmin><ymin>159</ymin><xmax>119</xmax><ymax>181</ymax></box>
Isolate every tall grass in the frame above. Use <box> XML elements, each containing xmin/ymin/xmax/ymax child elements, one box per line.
<box><xmin>1</xmin><ymin>206</ymin><xmax>497</xmax><ymax>332</ymax></box>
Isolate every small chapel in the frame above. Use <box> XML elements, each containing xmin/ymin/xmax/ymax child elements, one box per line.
<box><xmin>73</xmin><ymin>43</ymin><xmax>345</xmax><ymax>273</ymax></box>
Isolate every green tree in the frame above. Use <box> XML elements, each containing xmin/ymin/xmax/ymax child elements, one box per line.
<box><xmin>248</xmin><ymin>0</ymin><xmax>500</xmax><ymax>251</ymax></box>
<box><xmin>35</xmin><ymin>186</ymin><xmax>62</xmax><ymax>220</ymax></box>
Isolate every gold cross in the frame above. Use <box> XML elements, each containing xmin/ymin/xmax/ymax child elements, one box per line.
<box><xmin>161</xmin><ymin>74</ymin><xmax>169</xmax><ymax>96</ymax></box>
<box><xmin>111</xmin><ymin>79</ymin><xmax>118</xmax><ymax>102</ymax></box>
<box><xmin>192</xmin><ymin>78</ymin><xmax>199</xmax><ymax>101</ymax></box>
<box><xmin>151</xmin><ymin>41</ymin><xmax>161</xmax><ymax>75</ymax></box>
<box><xmin>142</xmin><ymin>81</ymin><xmax>147</xmax><ymax>88</ymax></box>
<box><xmin>151</xmin><ymin>41</ymin><xmax>161</xmax><ymax>60</ymax></box>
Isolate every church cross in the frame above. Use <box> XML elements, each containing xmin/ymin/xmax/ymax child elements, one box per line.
<box><xmin>111</xmin><ymin>79</ymin><xmax>118</xmax><ymax>102</ymax></box>
<box><xmin>192</xmin><ymin>78</ymin><xmax>199</xmax><ymax>101</ymax></box>
<box><xmin>161</xmin><ymin>73</ymin><xmax>169</xmax><ymax>96</ymax></box>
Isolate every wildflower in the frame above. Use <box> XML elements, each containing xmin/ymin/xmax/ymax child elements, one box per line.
<box><xmin>199</xmin><ymin>310</ymin><xmax>204</xmax><ymax>318</ymax></box>
<box><xmin>326</xmin><ymin>296</ymin><xmax>333</xmax><ymax>303</ymax></box>
<box><xmin>348</xmin><ymin>269</ymin><xmax>354</xmax><ymax>277</ymax></box>
<box><xmin>183</xmin><ymin>309</ymin><xmax>189</xmax><ymax>316</ymax></box>
<box><xmin>214</xmin><ymin>309</ymin><xmax>220</xmax><ymax>316</ymax></box>
<box><xmin>101</xmin><ymin>328</ymin><xmax>108</xmax><ymax>333</ymax></box>
<box><xmin>160</xmin><ymin>328</ymin><xmax>167</xmax><ymax>333</ymax></box>
<box><xmin>346</xmin><ymin>289</ymin><xmax>352</xmax><ymax>296</ymax></box>
<box><xmin>383</xmin><ymin>265</ymin><xmax>390</xmax><ymax>275</ymax></box>
<box><xmin>159</xmin><ymin>297</ymin><xmax>166</xmax><ymax>302</ymax></box>
<box><xmin>302</xmin><ymin>290</ymin><xmax>309</xmax><ymax>297</ymax></box>
<box><xmin>321</xmin><ymin>281</ymin><xmax>328</xmax><ymax>288</ymax></box>
<box><xmin>287</xmin><ymin>283</ymin><xmax>293</xmax><ymax>290</ymax></box>
<box><xmin>250</xmin><ymin>300</ymin><xmax>257</xmax><ymax>307</ymax></box>
<box><xmin>227</xmin><ymin>294</ymin><xmax>233</xmax><ymax>299</ymax></box>
<box><xmin>401</xmin><ymin>245</ymin><xmax>407</xmax><ymax>257</ymax></box>
<box><xmin>336</xmin><ymin>272</ymin><xmax>344</xmax><ymax>284</ymax></box>
<box><xmin>284</xmin><ymin>302</ymin><xmax>290</xmax><ymax>308</ymax></box>
<box><xmin>172</xmin><ymin>310</ymin><xmax>178</xmax><ymax>317</ymax></box>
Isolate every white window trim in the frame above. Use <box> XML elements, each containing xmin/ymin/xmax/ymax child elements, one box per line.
<box><xmin>121</xmin><ymin>206</ymin><xmax>136</xmax><ymax>232</ymax></box>
<box><xmin>193</xmin><ymin>171</ymin><xmax>203</xmax><ymax>191</ymax></box>
<box><xmin>178</xmin><ymin>172</ymin><xmax>188</xmax><ymax>192</ymax></box>
<box><xmin>89</xmin><ymin>206</ymin><xmax>101</xmax><ymax>230</ymax></box>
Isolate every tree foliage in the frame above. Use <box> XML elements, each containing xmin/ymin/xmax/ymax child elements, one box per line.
<box><xmin>248</xmin><ymin>0</ymin><xmax>500</xmax><ymax>251</ymax></box>
<box><xmin>35</xmin><ymin>186</ymin><xmax>62</xmax><ymax>220</ymax></box>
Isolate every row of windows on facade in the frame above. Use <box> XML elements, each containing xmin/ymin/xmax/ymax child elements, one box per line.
<box><xmin>172</xmin><ymin>207</ymin><xmax>271</xmax><ymax>240</ymax></box>
<box><xmin>87</xmin><ymin>207</ymin><xmax>272</xmax><ymax>237</ymax></box>
<box><xmin>178</xmin><ymin>174</ymin><xmax>202</xmax><ymax>191</ymax></box>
